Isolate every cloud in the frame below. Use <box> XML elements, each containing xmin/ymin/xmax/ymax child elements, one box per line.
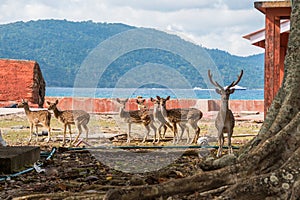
<box><xmin>104</xmin><ymin>0</ymin><xmax>216</xmax><ymax>12</ymax></box>
<box><xmin>0</xmin><ymin>0</ymin><xmax>265</xmax><ymax>56</ymax></box>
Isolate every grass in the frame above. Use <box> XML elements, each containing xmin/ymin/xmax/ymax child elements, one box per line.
<box><xmin>0</xmin><ymin>113</ymin><xmax>262</xmax><ymax>148</ymax></box>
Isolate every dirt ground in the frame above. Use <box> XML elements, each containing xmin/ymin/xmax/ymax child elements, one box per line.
<box><xmin>0</xmin><ymin>111</ymin><xmax>263</xmax><ymax>199</ymax></box>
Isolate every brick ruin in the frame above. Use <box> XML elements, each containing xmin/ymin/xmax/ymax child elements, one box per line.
<box><xmin>0</xmin><ymin>59</ymin><xmax>45</xmax><ymax>108</ymax></box>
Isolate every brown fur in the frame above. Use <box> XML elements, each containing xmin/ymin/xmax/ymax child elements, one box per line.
<box><xmin>157</xmin><ymin>96</ymin><xmax>202</xmax><ymax>144</ymax></box>
<box><xmin>18</xmin><ymin>99</ymin><xmax>51</xmax><ymax>143</ymax></box>
<box><xmin>208</xmin><ymin>69</ymin><xmax>243</xmax><ymax>157</ymax></box>
<box><xmin>47</xmin><ymin>99</ymin><xmax>90</xmax><ymax>145</ymax></box>
<box><xmin>116</xmin><ymin>98</ymin><xmax>156</xmax><ymax>143</ymax></box>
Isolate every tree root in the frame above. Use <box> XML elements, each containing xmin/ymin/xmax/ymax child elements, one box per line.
<box><xmin>104</xmin><ymin>113</ymin><xmax>300</xmax><ymax>200</ymax></box>
<box><xmin>103</xmin><ymin>166</ymin><xmax>238</xmax><ymax>200</ymax></box>
<box><xmin>14</xmin><ymin>191</ymin><xmax>106</xmax><ymax>200</ymax></box>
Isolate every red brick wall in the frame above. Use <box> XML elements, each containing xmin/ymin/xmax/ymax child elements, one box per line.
<box><xmin>0</xmin><ymin>59</ymin><xmax>45</xmax><ymax>107</ymax></box>
<box><xmin>44</xmin><ymin>97</ymin><xmax>264</xmax><ymax>114</ymax></box>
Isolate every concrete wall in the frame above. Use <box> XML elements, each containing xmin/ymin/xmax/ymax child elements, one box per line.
<box><xmin>44</xmin><ymin>97</ymin><xmax>264</xmax><ymax>114</ymax></box>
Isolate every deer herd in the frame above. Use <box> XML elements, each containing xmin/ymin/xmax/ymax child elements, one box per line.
<box><xmin>16</xmin><ymin>70</ymin><xmax>243</xmax><ymax>157</ymax></box>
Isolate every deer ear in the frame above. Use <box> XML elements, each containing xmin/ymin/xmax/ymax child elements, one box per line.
<box><xmin>55</xmin><ymin>99</ymin><xmax>59</xmax><ymax>104</ymax></box>
<box><xmin>229</xmin><ymin>89</ymin><xmax>235</xmax><ymax>94</ymax></box>
<box><xmin>166</xmin><ymin>96</ymin><xmax>170</xmax><ymax>100</ymax></box>
<box><xmin>156</xmin><ymin>96</ymin><xmax>161</xmax><ymax>100</ymax></box>
<box><xmin>215</xmin><ymin>89</ymin><xmax>222</xmax><ymax>95</ymax></box>
<box><xmin>46</xmin><ymin>101</ymin><xmax>51</xmax><ymax>105</ymax></box>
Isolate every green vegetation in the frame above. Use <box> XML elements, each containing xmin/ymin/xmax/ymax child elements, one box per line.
<box><xmin>0</xmin><ymin>19</ymin><xmax>263</xmax><ymax>89</ymax></box>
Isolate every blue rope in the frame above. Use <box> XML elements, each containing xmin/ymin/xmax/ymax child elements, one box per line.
<box><xmin>0</xmin><ymin>147</ymin><xmax>56</xmax><ymax>182</ymax></box>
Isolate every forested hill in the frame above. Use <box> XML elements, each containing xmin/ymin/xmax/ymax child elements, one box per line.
<box><xmin>0</xmin><ymin>19</ymin><xmax>264</xmax><ymax>89</ymax></box>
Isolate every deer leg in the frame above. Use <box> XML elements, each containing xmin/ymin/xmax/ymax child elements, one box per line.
<box><xmin>157</xmin><ymin>121</ymin><xmax>163</xmax><ymax>140</ymax></box>
<box><xmin>150</xmin><ymin>122</ymin><xmax>158</xmax><ymax>143</ymax></box>
<box><xmin>162</xmin><ymin>125</ymin><xmax>167</xmax><ymax>139</ymax></box>
<box><xmin>35</xmin><ymin>125</ymin><xmax>39</xmax><ymax>142</ymax></box>
<box><xmin>27</xmin><ymin>123</ymin><xmax>34</xmax><ymax>143</ymax></box>
<box><xmin>127</xmin><ymin>123</ymin><xmax>131</xmax><ymax>143</ymax></box>
<box><xmin>190</xmin><ymin>119</ymin><xmax>201</xmax><ymax>144</ymax></box>
<box><xmin>82</xmin><ymin>124</ymin><xmax>89</xmax><ymax>141</ymax></box>
<box><xmin>73</xmin><ymin>122</ymin><xmax>82</xmax><ymax>144</ymax></box>
<box><xmin>62</xmin><ymin>124</ymin><xmax>67</xmax><ymax>145</ymax></box>
<box><xmin>177</xmin><ymin>123</ymin><xmax>186</xmax><ymax>144</ymax></box>
<box><xmin>217</xmin><ymin>131</ymin><xmax>224</xmax><ymax>157</ymax></box>
<box><xmin>68</xmin><ymin>124</ymin><xmax>72</xmax><ymax>143</ymax></box>
<box><xmin>45</xmin><ymin>124</ymin><xmax>51</xmax><ymax>143</ymax></box>
<box><xmin>172</xmin><ymin>122</ymin><xmax>178</xmax><ymax>144</ymax></box>
<box><xmin>165</xmin><ymin>122</ymin><xmax>173</xmax><ymax>131</ymax></box>
<box><xmin>162</xmin><ymin>122</ymin><xmax>172</xmax><ymax>140</ymax></box>
<box><xmin>228</xmin><ymin>129</ymin><xmax>233</xmax><ymax>154</ymax></box>
<box><xmin>186</xmin><ymin>124</ymin><xmax>191</xmax><ymax>144</ymax></box>
<box><xmin>142</xmin><ymin>125</ymin><xmax>150</xmax><ymax>143</ymax></box>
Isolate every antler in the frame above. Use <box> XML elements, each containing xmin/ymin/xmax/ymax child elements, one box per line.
<box><xmin>208</xmin><ymin>70</ymin><xmax>224</xmax><ymax>90</ymax></box>
<box><xmin>226</xmin><ymin>70</ymin><xmax>244</xmax><ymax>89</ymax></box>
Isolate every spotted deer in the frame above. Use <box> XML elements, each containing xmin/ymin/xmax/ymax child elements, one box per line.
<box><xmin>0</xmin><ymin>129</ymin><xmax>6</xmax><ymax>147</ymax></box>
<box><xmin>136</xmin><ymin>97</ymin><xmax>173</xmax><ymax>142</ymax></box>
<box><xmin>47</xmin><ymin>99</ymin><xmax>90</xmax><ymax>145</ymax></box>
<box><xmin>115</xmin><ymin>98</ymin><xmax>157</xmax><ymax>143</ymax></box>
<box><xmin>157</xmin><ymin>96</ymin><xmax>203</xmax><ymax>144</ymax></box>
<box><xmin>208</xmin><ymin>69</ymin><xmax>243</xmax><ymax>157</ymax></box>
<box><xmin>18</xmin><ymin>99</ymin><xmax>51</xmax><ymax>143</ymax></box>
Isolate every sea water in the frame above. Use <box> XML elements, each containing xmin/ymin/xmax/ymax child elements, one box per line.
<box><xmin>46</xmin><ymin>87</ymin><xmax>264</xmax><ymax>100</ymax></box>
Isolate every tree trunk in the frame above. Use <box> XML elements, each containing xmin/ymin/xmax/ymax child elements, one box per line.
<box><xmin>104</xmin><ymin>1</ymin><xmax>300</xmax><ymax>199</ymax></box>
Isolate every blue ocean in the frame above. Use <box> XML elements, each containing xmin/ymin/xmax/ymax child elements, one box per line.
<box><xmin>46</xmin><ymin>87</ymin><xmax>264</xmax><ymax>100</ymax></box>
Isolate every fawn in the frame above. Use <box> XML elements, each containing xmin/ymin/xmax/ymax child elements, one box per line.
<box><xmin>157</xmin><ymin>96</ymin><xmax>203</xmax><ymax>144</ymax></box>
<box><xmin>115</xmin><ymin>98</ymin><xmax>157</xmax><ymax>143</ymax></box>
<box><xmin>18</xmin><ymin>99</ymin><xmax>51</xmax><ymax>143</ymax></box>
<box><xmin>136</xmin><ymin>97</ymin><xmax>174</xmax><ymax>143</ymax></box>
<box><xmin>47</xmin><ymin>99</ymin><xmax>90</xmax><ymax>145</ymax></box>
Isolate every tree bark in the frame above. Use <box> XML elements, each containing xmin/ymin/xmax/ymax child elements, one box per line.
<box><xmin>104</xmin><ymin>2</ymin><xmax>300</xmax><ymax>199</ymax></box>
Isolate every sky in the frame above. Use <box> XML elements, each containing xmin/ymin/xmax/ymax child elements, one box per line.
<box><xmin>0</xmin><ymin>0</ymin><xmax>269</xmax><ymax>56</ymax></box>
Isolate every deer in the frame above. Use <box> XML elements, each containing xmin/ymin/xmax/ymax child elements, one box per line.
<box><xmin>208</xmin><ymin>69</ymin><xmax>243</xmax><ymax>157</ymax></box>
<box><xmin>0</xmin><ymin>129</ymin><xmax>7</xmax><ymax>147</ymax></box>
<box><xmin>157</xmin><ymin>96</ymin><xmax>203</xmax><ymax>144</ymax></box>
<box><xmin>46</xmin><ymin>99</ymin><xmax>90</xmax><ymax>145</ymax></box>
<box><xmin>18</xmin><ymin>99</ymin><xmax>51</xmax><ymax>143</ymax></box>
<box><xmin>136</xmin><ymin>97</ymin><xmax>173</xmax><ymax>142</ymax></box>
<box><xmin>115</xmin><ymin>98</ymin><xmax>157</xmax><ymax>143</ymax></box>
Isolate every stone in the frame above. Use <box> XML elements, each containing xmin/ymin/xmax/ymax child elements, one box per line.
<box><xmin>0</xmin><ymin>146</ymin><xmax>40</xmax><ymax>174</ymax></box>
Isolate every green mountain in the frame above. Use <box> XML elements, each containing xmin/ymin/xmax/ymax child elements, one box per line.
<box><xmin>0</xmin><ymin>19</ymin><xmax>264</xmax><ymax>89</ymax></box>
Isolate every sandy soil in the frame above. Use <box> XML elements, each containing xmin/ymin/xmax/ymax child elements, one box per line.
<box><xmin>0</xmin><ymin>111</ymin><xmax>263</xmax><ymax>199</ymax></box>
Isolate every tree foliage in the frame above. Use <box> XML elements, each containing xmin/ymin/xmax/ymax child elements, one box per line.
<box><xmin>0</xmin><ymin>19</ymin><xmax>263</xmax><ymax>88</ymax></box>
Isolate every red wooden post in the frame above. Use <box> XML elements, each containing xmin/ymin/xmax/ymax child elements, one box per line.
<box><xmin>253</xmin><ymin>1</ymin><xmax>291</xmax><ymax>117</ymax></box>
<box><xmin>265</xmin><ymin>10</ymin><xmax>281</xmax><ymax>116</ymax></box>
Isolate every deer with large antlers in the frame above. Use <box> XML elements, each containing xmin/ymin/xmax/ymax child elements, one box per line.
<box><xmin>208</xmin><ymin>69</ymin><xmax>243</xmax><ymax>157</ymax></box>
